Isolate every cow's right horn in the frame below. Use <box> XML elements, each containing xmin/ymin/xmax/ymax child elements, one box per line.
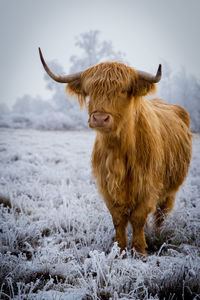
<box><xmin>39</xmin><ymin>48</ymin><xmax>82</xmax><ymax>83</ymax></box>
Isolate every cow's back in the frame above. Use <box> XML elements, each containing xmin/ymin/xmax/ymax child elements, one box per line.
<box><xmin>150</xmin><ymin>98</ymin><xmax>192</xmax><ymax>195</ymax></box>
<box><xmin>151</xmin><ymin>98</ymin><xmax>191</xmax><ymax>128</ymax></box>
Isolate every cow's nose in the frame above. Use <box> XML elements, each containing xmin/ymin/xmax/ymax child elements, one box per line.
<box><xmin>92</xmin><ymin>113</ymin><xmax>110</xmax><ymax>127</ymax></box>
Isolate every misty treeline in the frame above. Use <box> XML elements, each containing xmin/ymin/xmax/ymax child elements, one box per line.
<box><xmin>0</xmin><ymin>30</ymin><xmax>199</xmax><ymax>131</ymax></box>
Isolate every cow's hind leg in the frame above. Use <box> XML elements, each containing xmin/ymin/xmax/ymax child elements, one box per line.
<box><xmin>154</xmin><ymin>194</ymin><xmax>176</xmax><ymax>227</ymax></box>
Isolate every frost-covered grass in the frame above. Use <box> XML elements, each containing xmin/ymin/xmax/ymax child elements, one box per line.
<box><xmin>0</xmin><ymin>128</ymin><xmax>200</xmax><ymax>300</ymax></box>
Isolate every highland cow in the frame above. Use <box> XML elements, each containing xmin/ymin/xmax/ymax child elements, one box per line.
<box><xmin>39</xmin><ymin>48</ymin><xmax>192</xmax><ymax>255</ymax></box>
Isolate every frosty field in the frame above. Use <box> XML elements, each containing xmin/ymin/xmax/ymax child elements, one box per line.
<box><xmin>0</xmin><ymin>128</ymin><xmax>200</xmax><ymax>300</ymax></box>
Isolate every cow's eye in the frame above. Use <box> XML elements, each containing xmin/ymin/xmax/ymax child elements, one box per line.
<box><xmin>121</xmin><ymin>88</ymin><xmax>126</xmax><ymax>94</ymax></box>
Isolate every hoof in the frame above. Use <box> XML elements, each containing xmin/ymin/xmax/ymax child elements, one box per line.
<box><xmin>131</xmin><ymin>248</ymin><xmax>147</xmax><ymax>259</ymax></box>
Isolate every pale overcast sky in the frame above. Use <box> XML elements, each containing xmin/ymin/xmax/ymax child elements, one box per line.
<box><xmin>0</xmin><ymin>0</ymin><xmax>200</xmax><ymax>107</ymax></box>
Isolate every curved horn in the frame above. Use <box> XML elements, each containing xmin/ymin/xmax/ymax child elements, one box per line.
<box><xmin>38</xmin><ymin>48</ymin><xmax>82</xmax><ymax>83</ymax></box>
<box><xmin>136</xmin><ymin>64</ymin><xmax>162</xmax><ymax>83</ymax></box>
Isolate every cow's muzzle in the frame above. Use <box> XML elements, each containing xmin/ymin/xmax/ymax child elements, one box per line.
<box><xmin>90</xmin><ymin>112</ymin><xmax>112</xmax><ymax>129</ymax></box>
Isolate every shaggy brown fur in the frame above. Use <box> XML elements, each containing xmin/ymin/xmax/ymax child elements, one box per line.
<box><xmin>66</xmin><ymin>62</ymin><xmax>192</xmax><ymax>255</ymax></box>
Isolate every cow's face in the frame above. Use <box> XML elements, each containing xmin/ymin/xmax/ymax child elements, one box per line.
<box><xmin>87</xmin><ymin>86</ymin><xmax>133</xmax><ymax>133</ymax></box>
<box><xmin>67</xmin><ymin>62</ymin><xmax>156</xmax><ymax>134</ymax></box>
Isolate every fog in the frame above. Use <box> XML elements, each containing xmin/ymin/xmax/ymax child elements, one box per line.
<box><xmin>0</xmin><ymin>30</ymin><xmax>199</xmax><ymax>131</ymax></box>
<box><xmin>1</xmin><ymin>0</ymin><xmax>200</xmax><ymax>107</ymax></box>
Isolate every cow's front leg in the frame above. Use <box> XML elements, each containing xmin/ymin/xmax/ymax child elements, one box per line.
<box><xmin>129</xmin><ymin>205</ymin><xmax>152</xmax><ymax>255</ymax></box>
<box><xmin>107</xmin><ymin>204</ymin><xmax>129</xmax><ymax>251</ymax></box>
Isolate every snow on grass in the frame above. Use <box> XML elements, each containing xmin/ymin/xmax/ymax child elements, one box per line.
<box><xmin>0</xmin><ymin>129</ymin><xmax>200</xmax><ymax>299</ymax></box>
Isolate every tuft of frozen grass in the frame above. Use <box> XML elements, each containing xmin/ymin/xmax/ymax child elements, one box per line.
<box><xmin>0</xmin><ymin>129</ymin><xmax>200</xmax><ymax>299</ymax></box>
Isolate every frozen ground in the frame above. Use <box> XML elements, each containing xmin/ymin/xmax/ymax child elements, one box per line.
<box><xmin>0</xmin><ymin>128</ymin><xmax>200</xmax><ymax>300</ymax></box>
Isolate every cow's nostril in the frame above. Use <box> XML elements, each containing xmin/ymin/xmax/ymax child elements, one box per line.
<box><xmin>104</xmin><ymin>116</ymin><xmax>110</xmax><ymax>122</ymax></box>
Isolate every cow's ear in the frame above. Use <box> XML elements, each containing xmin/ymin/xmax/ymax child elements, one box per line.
<box><xmin>66</xmin><ymin>79</ymin><xmax>83</xmax><ymax>96</ymax></box>
<box><xmin>66</xmin><ymin>79</ymin><xmax>87</xmax><ymax>108</ymax></box>
<box><xmin>133</xmin><ymin>78</ymin><xmax>156</xmax><ymax>97</ymax></box>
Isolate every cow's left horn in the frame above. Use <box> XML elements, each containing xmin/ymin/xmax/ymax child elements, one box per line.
<box><xmin>137</xmin><ymin>64</ymin><xmax>162</xmax><ymax>83</ymax></box>
<box><xmin>39</xmin><ymin>48</ymin><xmax>82</xmax><ymax>83</ymax></box>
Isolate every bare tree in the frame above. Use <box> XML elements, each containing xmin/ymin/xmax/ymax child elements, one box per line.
<box><xmin>69</xmin><ymin>30</ymin><xmax>126</xmax><ymax>73</ymax></box>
